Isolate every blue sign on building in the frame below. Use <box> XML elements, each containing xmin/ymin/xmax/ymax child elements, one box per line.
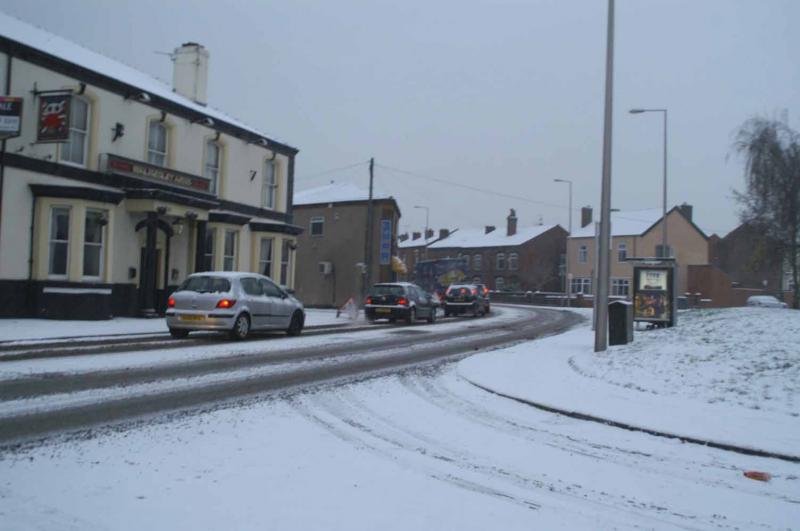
<box><xmin>379</xmin><ymin>219</ymin><xmax>392</xmax><ymax>265</ymax></box>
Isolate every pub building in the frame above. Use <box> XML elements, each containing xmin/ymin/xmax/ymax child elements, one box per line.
<box><xmin>0</xmin><ymin>13</ymin><xmax>301</xmax><ymax>319</ymax></box>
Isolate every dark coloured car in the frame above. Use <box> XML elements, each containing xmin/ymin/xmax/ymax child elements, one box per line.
<box><xmin>444</xmin><ymin>283</ymin><xmax>488</xmax><ymax>317</ymax></box>
<box><xmin>364</xmin><ymin>282</ymin><xmax>437</xmax><ymax>324</ymax></box>
<box><xmin>474</xmin><ymin>283</ymin><xmax>491</xmax><ymax>314</ymax></box>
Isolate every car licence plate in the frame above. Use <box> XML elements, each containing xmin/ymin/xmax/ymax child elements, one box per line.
<box><xmin>179</xmin><ymin>314</ymin><xmax>206</xmax><ymax>321</ymax></box>
<box><xmin>376</xmin><ymin>308</ymin><xmax>391</xmax><ymax>314</ymax></box>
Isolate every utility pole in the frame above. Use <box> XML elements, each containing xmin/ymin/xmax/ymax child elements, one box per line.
<box><xmin>363</xmin><ymin>157</ymin><xmax>375</xmax><ymax>301</ymax></box>
<box><xmin>595</xmin><ymin>0</ymin><xmax>615</xmax><ymax>352</ymax></box>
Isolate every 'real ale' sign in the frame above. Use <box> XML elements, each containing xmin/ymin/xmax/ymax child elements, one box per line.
<box><xmin>37</xmin><ymin>93</ymin><xmax>72</xmax><ymax>143</ymax></box>
<box><xmin>0</xmin><ymin>96</ymin><xmax>23</xmax><ymax>140</ymax></box>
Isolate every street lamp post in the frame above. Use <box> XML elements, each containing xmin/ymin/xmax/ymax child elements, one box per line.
<box><xmin>629</xmin><ymin>108</ymin><xmax>668</xmax><ymax>256</ymax></box>
<box><xmin>413</xmin><ymin>205</ymin><xmax>430</xmax><ymax>259</ymax></box>
<box><xmin>554</xmin><ymin>179</ymin><xmax>572</xmax><ymax>307</ymax></box>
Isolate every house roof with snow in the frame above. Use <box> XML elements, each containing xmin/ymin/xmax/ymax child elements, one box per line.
<box><xmin>293</xmin><ymin>183</ymin><xmax>399</xmax><ymax>216</ymax></box>
<box><xmin>570</xmin><ymin>206</ymin><xmax>708</xmax><ymax>239</ymax></box>
<box><xmin>429</xmin><ymin>224</ymin><xmax>562</xmax><ymax>250</ymax></box>
<box><xmin>0</xmin><ymin>11</ymin><xmax>297</xmax><ymax>155</ymax></box>
<box><xmin>398</xmin><ymin>230</ymin><xmax>457</xmax><ymax>249</ymax></box>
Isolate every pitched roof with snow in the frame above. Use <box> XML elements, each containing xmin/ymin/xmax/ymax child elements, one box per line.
<box><xmin>0</xmin><ymin>11</ymin><xmax>294</xmax><ymax>151</ymax></box>
<box><xmin>398</xmin><ymin>235</ymin><xmax>440</xmax><ymax>249</ymax></box>
<box><xmin>293</xmin><ymin>183</ymin><xmax>394</xmax><ymax>206</ymax></box>
<box><xmin>570</xmin><ymin>208</ymin><xmax>664</xmax><ymax>238</ymax></box>
<box><xmin>428</xmin><ymin>225</ymin><xmax>560</xmax><ymax>249</ymax></box>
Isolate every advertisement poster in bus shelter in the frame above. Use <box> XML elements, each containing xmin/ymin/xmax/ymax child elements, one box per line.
<box><xmin>633</xmin><ymin>268</ymin><xmax>672</xmax><ymax>324</ymax></box>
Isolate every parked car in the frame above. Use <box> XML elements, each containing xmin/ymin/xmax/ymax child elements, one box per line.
<box><xmin>746</xmin><ymin>295</ymin><xmax>788</xmax><ymax>308</ymax></box>
<box><xmin>474</xmin><ymin>283</ymin><xmax>491</xmax><ymax>313</ymax></box>
<box><xmin>165</xmin><ymin>272</ymin><xmax>305</xmax><ymax>339</ymax></box>
<box><xmin>364</xmin><ymin>282</ymin><xmax>437</xmax><ymax>324</ymax></box>
<box><xmin>444</xmin><ymin>283</ymin><xmax>489</xmax><ymax>317</ymax></box>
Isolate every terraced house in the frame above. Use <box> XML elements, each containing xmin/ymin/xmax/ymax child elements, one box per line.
<box><xmin>0</xmin><ymin>13</ymin><xmax>300</xmax><ymax>319</ymax></box>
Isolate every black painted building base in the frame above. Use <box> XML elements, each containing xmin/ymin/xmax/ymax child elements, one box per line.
<box><xmin>0</xmin><ymin>280</ymin><xmax>146</xmax><ymax>320</ymax></box>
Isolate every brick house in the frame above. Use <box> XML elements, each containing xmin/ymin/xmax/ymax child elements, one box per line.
<box><xmin>416</xmin><ymin>210</ymin><xmax>567</xmax><ymax>292</ymax></box>
<box><xmin>567</xmin><ymin>204</ymin><xmax>709</xmax><ymax>298</ymax></box>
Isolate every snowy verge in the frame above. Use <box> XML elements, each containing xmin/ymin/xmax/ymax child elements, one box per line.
<box><xmin>458</xmin><ymin>307</ymin><xmax>800</xmax><ymax>458</ymax></box>
<box><xmin>0</xmin><ymin>309</ymin><xmax>344</xmax><ymax>343</ymax></box>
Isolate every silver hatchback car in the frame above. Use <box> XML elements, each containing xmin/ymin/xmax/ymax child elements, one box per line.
<box><xmin>165</xmin><ymin>272</ymin><xmax>305</xmax><ymax>340</ymax></box>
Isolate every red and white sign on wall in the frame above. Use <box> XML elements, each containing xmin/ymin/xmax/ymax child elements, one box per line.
<box><xmin>0</xmin><ymin>96</ymin><xmax>23</xmax><ymax>140</ymax></box>
<box><xmin>37</xmin><ymin>93</ymin><xmax>72</xmax><ymax>143</ymax></box>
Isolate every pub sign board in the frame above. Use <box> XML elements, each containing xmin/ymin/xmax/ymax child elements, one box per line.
<box><xmin>101</xmin><ymin>154</ymin><xmax>213</xmax><ymax>194</ymax></box>
<box><xmin>37</xmin><ymin>93</ymin><xmax>72</xmax><ymax>143</ymax></box>
<box><xmin>632</xmin><ymin>265</ymin><xmax>676</xmax><ymax>327</ymax></box>
<box><xmin>0</xmin><ymin>96</ymin><xmax>23</xmax><ymax>140</ymax></box>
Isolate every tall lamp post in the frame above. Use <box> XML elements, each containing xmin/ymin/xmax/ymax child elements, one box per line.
<box><xmin>629</xmin><ymin>108</ymin><xmax>668</xmax><ymax>257</ymax></box>
<box><xmin>554</xmin><ymin>179</ymin><xmax>572</xmax><ymax>306</ymax></box>
<box><xmin>413</xmin><ymin>205</ymin><xmax>430</xmax><ymax>259</ymax></box>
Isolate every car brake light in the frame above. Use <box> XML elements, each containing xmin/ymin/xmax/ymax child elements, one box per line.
<box><xmin>397</xmin><ymin>297</ymin><xmax>408</xmax><ymax>306</ymax></box>
<box><xmin>460</xmin><ymin>288</ymin><xmax>467</xmax><ymax>295</ymax></box>
<box><xmin>167</xmin><ymin>296</ymin><xmax>175</xmax><ymax>308</ymax></box>
<box><xmin>471</xmin><ymin>288</ymin><xmax>478</xmax><ymax>295</ymax></box>
<box><xmin>483</xmin><ymin>287</ymin><xmax>489</xmax><ymax>295</ymax></box>
<box><xmin>216</xmin><ymin>299</ymin><xmax>237</xmax><ymax>309</ymax></box>
<box><xmin>366</xmin><ymin>296</ymin><xmax>373</xmax><ymax>305</ymax></box>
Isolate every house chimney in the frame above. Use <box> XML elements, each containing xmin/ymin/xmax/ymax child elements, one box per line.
<box><xmin>398</xmin><ymin>233</ymin><xmax>409</xmax><ymax>242</ymax></box>
<box><xmin>425</xmin><ymin>228</ymin><xmax>434</xmax><ymax>240</ymax></box>
<box><xmin>506</xmin><ymin>208</ymin><xmax>518</xmax><ymax>236</ymax></box>
<box><xmin>172</xmin><ymin>42</ymin><xmax>209</xmax><ymax>105</ymax></box>
<box><xmin>485</xmin><ymin>225</ymin><xmax>496</xmax><ymax>234</ymax></box>
<box><xmin>678</xmin><ymin>202</ymin><xmax>693</xmax><ymax>221</ymax></box>
<box><xmin>439</xmin><ymin>228</ymin><xmax>450</xmax><ymax>239</ymax></box>
<box><xmin>412</xmin><ymin>231</ymin><xmax>421</xmax><ymax>240</ymax></box>
<box><xmin>581</xmin><ymin>206</ymin><xmax>593</xmax><ymax>228</ymax></box>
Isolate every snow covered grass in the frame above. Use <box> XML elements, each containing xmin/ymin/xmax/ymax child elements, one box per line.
<box><xmin>460</xmin><ymin>306</ymin><xmax>800</xmax><ymax>456</ymax></box>
<box><xmin>574</xmin><ymin>308</ymin><xmax>800</xmax><ymax>417</ymax></box>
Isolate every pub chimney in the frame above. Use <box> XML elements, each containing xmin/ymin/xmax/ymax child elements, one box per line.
<box><xmin>425</xmin><ymin>228</ymin><xmax>434</xmax><ymax>240</ymax></box>
<box><xmin>172</xmin><ymin>42</ymin><xmax>209</xmax><ymax>105</ymax></box>
<box><xmin>412</xmin><ymin>231</ymin><xmax>421</xmax><ymax>241</ymax></box>
<box><xmin>438</xmin><ymin>228</ymin><xmax>450</xmax><ymax>239</ymax></box>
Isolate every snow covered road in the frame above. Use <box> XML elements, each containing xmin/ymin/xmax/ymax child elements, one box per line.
<box><xmin>2</xmin><ymin>363</ymin><xmax>797</xmax><ymax>530</ymax></box>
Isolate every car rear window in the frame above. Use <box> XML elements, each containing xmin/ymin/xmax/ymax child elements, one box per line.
<box><xmin>179</xmin><ymin>276</ymin><xmax>231</xmax><ymax>293</ymax></box>
<box><xmin>370</xmin><ymin>285</ymin><xmax>405</xmax><ymax>296</ymax></box>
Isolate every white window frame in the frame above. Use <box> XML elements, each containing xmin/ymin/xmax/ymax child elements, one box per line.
<box><xmin>259</xmin><ymin>237</ymin><xmax>274</xmax><ymax>277</ymax></box>
<box><xmin>617</xmin><ymin>242</ymin><xmax>628</xmax><ymax>262</ymax></box>
<box><xmin>82</xmin><ymin>208</ymin><xmax>106</xmax><ymax>280</ymax></box>
<box><xmin>579</xmin><ymin>245</ymin><xmax>588</xmax><ymax>263</ymax></box>
<box><xmin>280</xmin><ymin>239</ymin><xmax>292</xmax><ymax>286</ymax></box>
<box><xmin>203</xmin><ymin>228</ymin><xmax>216</xmax><ymax>271</ymax></box>
<box><xmin>310</xmin><ymin>216</ymin><xmax>324</xmax><ymax>237</ymax></box>
<box><xmin>262</xmin><ymin>159</ymin><xmax>277</xmax><ymax>209</ymax></box>
<box><xmin>48</xmin><ymin>205</ymin><xmax>71</xmax><ymax>279</ymax></box>
<box><xmin>59</xmin><ymin>96</ymin><xmax>90</xmax><ymax>167</ymax></box>
<box><xmin>611</xmin><ymin>278</ymin><xmax>630</xmax><ymax>297</ymax></box>
<box><xmin>473</xmin><ymin>254</ymin><xmax>482</xmax><ymax>271</ymax></box>
<box><xmin>147</xmin><ymin>120</ymin><xmax>168</xmax><ymax>167</ymax></box>
<box><xmin>571</xmin><ymin>277</ymin><xmax>592</xmax><ymax>295</ymax></box>
<box><xmin>496</xmin><ymin>252</ymin><xmax>506</xmax><ymax>270</ymax></box>
<box><xmin>495</xmin><ymin>277</ymin><xmax>505</xmax><ymax>291</ymax></box>
<box><xmin>223</xmin><ymin>229</ymin><xmax>238</xmax><ymax>271</ymax></box>
<box><xmin>204</xmin><ymin>140</ymin><xmax>221</xmax><ymax>195</ymax></box>
<box><xmin>508</xmin><ymin>252</ymin><xmax>519</xmax><ymax>271</ymax></box>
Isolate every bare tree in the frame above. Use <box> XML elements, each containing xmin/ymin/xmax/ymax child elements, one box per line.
<box><xmin>734</xmin><ymin>117</ymin><xmax>800</xmax><ymax>308</ymax></box>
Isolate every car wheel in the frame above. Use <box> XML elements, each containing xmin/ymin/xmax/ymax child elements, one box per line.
<box><xmin>169</xmin><ymin>328</ymin><xmax>189</xmax><ymax>339</ymax></box>
<box><xmin>444</xmin><ymin>308</ymin><xmax>451</xmax><ymax>317</ymax></box>
<box><xmin>286</xmin><ymin>311</ymin><xmax>304</xmax><ymax>336</ymax></box>
<box><xmin>406</xmin><ymin>307</ymin><xmax>416</xmax><ymax>325</ymax></box>
<box><xmin>427</xmin><ymin>307</ymin><xmax>436</xmax><ymax>324</ymax></box>
<box><xmin>229</xmin><ymin>313</ymin><xmax>251</xmax><ymax>340</ymax></box>
<box><xmin>472</xmin><ymin>304</ymin><xmax>479</xmax><ymax>318</ymax></box>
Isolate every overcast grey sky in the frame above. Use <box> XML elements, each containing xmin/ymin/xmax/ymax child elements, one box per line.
<box><xmin>4</xmin><ymin>0</ymin><xmax>798</xmax><ymax>236</ymax></box>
